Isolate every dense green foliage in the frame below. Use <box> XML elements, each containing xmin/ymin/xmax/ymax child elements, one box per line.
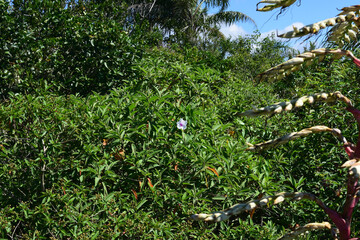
<box><xmin>1</xmin><ymin>0</ymin><xmax>360</xmax><ymax>239</ymax></box>
<box><xmin>0</xmin><ymin>0</ymin><xmax>153</xmax><ymax>97</ymax></box>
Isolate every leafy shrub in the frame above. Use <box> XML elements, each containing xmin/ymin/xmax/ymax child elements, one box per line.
<box><xmin>0</xmin><ymin>0</ymin><xmax>158</xmax><ymax>97</ymax></box>
<box><xmin>0</xmin><ymin>65</ymin><xmax>285</xmax><ymax>238</ymax></box>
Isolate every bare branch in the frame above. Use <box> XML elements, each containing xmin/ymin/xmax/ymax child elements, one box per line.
<box><xmin>9</xmin><ymin>221</ymin><xmax>21</xmax><ymax>240</ymax></box>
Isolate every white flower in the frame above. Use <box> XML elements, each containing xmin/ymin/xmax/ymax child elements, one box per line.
<box><xmin>177</xmin><ymin>118</ymin><xmax>187</xmax><ymax>130</ymax></box>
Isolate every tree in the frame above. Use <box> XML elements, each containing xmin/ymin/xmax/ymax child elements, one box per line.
<box><xmin>126</xmin><ymin>0</ymin><xmax>255</xmax><ymax>45</ymax></box>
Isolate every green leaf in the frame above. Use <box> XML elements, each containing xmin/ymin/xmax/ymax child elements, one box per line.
<box><xmin>95</xmin><ymin>177</ymin><xmax>101</xmax><ymax>187</ymax></box>
<box><xmin>136</xmin><ymin>199</ymin><xmax>147</xmax><ymax>210</ymax></box>
<box><xmin>212</xmin><ymin>196</ymin><xmax>226</xmax><ymax>201</ymax></box>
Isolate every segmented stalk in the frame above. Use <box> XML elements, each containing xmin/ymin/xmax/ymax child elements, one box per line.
<box><xmin>192</xmin><ymin>192</ymin><xmax>325</xmax><ymax>222</ymax></box>
<box><xmin>239</xmin><ymin>91</ymin><xmax>352</xmax><ymax>118</ymax></box>
<box><xmin>255</xmin><ymin>49</ymin><xmax>352</xmax><ymax>82</ymax></box>
<box><xmin>338</xmin><ymin>5</ymin><xmax>360</xmax><ymax>15</ymax></box>
<box><xmin>256</xmin><ymin>0</ymin><xmax>297</xmax><ymax>12</ymax></box>
<box><xmin>327</xmin><ymin>19</ymin><xmax>360</xmax><ymax>46</ymax></box>
<box><xmin>278</xmin><ymin>11</ymin><xmax>358</xmax><ymax>39</ymax></box>
<box><xmin>341</xmin><ymin>159</ymin><xmax>360</xmax><ymax>168</ymax></box>
<box><xmin>275</xmin><ymin>5</ymin><xmax>360</xmax><ymax>45</ymax></box>
<box><xmin>279</xmin><ymin>222</ymin><xmax>332</xmax><ymax>240</ymax></box>
<box><xmin>245</xmin><ymin>126</ymin><xmax>345</xmax><ymax>152</ymax></box>
<box><xmin>257</xmin><ymin>3</ymin><xmax>360</xmax><ymax>45</ymax></box>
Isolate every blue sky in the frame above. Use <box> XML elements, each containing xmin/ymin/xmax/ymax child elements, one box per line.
<box><xmin>210</xmin><ymin>0</ymin><xmax>360</xmax><ymax>49</ymax></box>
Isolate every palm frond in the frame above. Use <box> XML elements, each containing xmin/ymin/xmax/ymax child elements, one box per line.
<box><xmin>207</xmin><ymin>11</ymin><xmax>256</xmax><ymax>27</ymax></box>
<box><xmin>203</xmin><ymin>0</ymin><xmax>230</xmax><ymax>12</ymax></box>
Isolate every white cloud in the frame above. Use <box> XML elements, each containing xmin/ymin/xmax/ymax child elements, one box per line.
<box><xmin>219</xmin><ymin>23</ymin><xmax>248</xmax><ymax>39</ymax></box>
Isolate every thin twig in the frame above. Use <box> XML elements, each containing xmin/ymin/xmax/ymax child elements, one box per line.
<box><xmin>10</xmin><ymin>221</ymin><xmax>21</xmax><ymax>240</ymax></box>
<box><xmin>41</xmin><ymin>139</ymin><xmax>48</xmax><ymax>192</ymax></box>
